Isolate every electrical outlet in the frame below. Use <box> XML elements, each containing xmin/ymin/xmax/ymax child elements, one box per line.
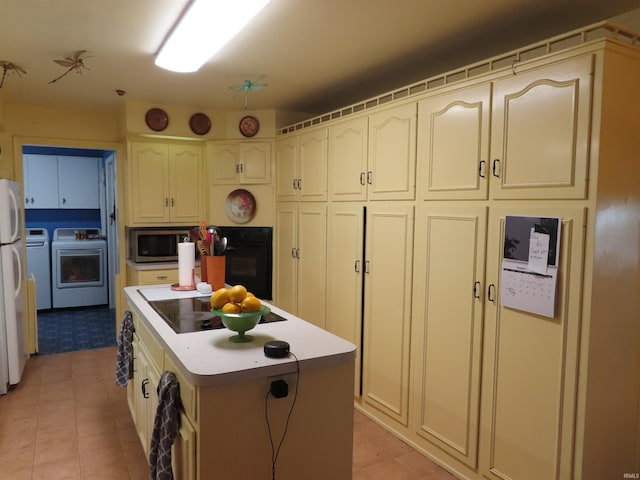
<box><xmin>269</xmin><ymin>373</ymin><xmax>297</xmax><ymax>391</ymax></box>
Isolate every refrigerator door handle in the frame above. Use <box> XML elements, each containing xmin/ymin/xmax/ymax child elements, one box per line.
<box><xmin>11</xmin><ymin>244</ymin><xmax>22</xmax><ymax>295</ymax></box>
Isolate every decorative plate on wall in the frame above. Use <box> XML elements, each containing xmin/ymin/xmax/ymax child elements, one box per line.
<box><xmin>239</xmin><ymin>115</ymin><xmax>260</xmax><ymax>137</ymax></box>
<box><xmin>145</xmin><ymin>108</ymin><xmax>169</xmax><ymax>131</ymax></box>
<box><xmin>224</xmin><ymin>189</ymin><xmax>256</xmax><ymax>223</ymax></box>
<box><xmin>189</xmin><ymin>112</ymin><xmax>211</xmax><ymax>135</ymax></box>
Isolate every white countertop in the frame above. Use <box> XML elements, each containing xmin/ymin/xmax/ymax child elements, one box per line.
<box><xmin>124</xmin><ymin>285</ymin><xmax>356</xmax><ymax>386</ymax></box>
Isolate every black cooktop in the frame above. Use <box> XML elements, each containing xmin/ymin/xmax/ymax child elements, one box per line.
<box><xmin>148</xmin><ymin>296</ymin><xmax>286</xmax><ymax>334</ymax></box>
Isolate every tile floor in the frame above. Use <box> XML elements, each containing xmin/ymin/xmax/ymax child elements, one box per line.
<box><xmin>0</xmin><ymin>347</ymin><xmax>458</xmax><ymax>480</ymax></box>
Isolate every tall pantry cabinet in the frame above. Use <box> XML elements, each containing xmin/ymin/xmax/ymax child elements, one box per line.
<box><xmin>409</xmin><ymin>40</ymin><xmax>640</xmax><ymax>480</ymax></box>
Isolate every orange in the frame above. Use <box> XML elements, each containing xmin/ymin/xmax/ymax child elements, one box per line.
<box><xmin>229</xmin><ymin>285</ymin><xmax>248</xmax><ymax>303</ymax></box>
<box><xmin>210</xmin><ymin>288</ymin><xmax>230</xmax><ymax>309</ymax></box>
<box><xmin>241</xmin><ymin>295</ymin><xmax>261</xmax><ymax>313</ymax></box>
<box><xmin>221</xmin><ymin>302</ymin><xmax>241</xmax><ymax>314</ymax></box>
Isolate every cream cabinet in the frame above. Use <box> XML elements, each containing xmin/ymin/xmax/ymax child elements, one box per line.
<box><xmin>326</xmin><ymin>203</ymin><xmax>365</xmax><ymax>395</ymax></box>
<box><xmin>274</xmin><ymin>202</ymin><xmax>327</xmax><ymax>328</ymax></box>
<box><xmin>275</xmin><ymin>128</ymin><xmax>328</xmax><ymax>202</ymax></box>
<box><xmin>410</xmin><ymin>203</ymin><xmax>487</xmax><ymax>468</ymax></box>
<box><xmin>417</xmin><ymin>55</ymin><xmax>593</xmax><ymax>201</ymax></box>
<box><xmin>23</xmin><ymin>154</ymin><xmax>100</xmax><ymax>208</ymax></box>
<box><xmin>128</xmin><ymin>141</ymin><xmax>203</xmax><ymax>225</ymax></box>
<box><xmin>128</xmin><ymin>309</ymin><xmax>196</xmax><ymax>479</ymax></box>
<box><xmin>328</xmin><ymin>105</ymin><xmax>417</xmax><ymax>202</ymax></box>
<box><xmin>207</xmin><ymin>141</ymin><xmax>271</xmax><ymax>184</ymax></box>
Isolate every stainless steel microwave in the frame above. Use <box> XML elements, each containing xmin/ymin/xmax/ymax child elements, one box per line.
<box><xmin>128</xmin><ymin>228</ymin><xmax>192</xmax><ymax>263</ymax></box>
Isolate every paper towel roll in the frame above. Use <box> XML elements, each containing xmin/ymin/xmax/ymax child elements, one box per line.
<box><xmin>178</xmin><ymin>242</ymin><xmax>195</xmax><ymax>287</ymax></box>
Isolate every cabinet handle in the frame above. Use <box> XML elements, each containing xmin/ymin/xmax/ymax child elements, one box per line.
<box><xmin>292</xmin><ymin>179</ymin><xmax>297</xmax><ymax>190</ymax></box>
<box><xmin>165</xmin><ymin>197</ymin><xmax>169</xmax><ymax>207</ymax></box>
<box><xmin>295</xmin><ymin>248</ymin><xmax>300</xmax><ymax>259</ymax></box>
<box><xmin>171</xmin><ymin>197</ymin><xmax>175</xmax><ymax>207</ymax></box>
<box><xmin>487</xmin><ymin>283</ymin><xmax>496</xmax><ymax>302</ymax></box>
<box><xmin>478</xmin><ymin>160</ymin><xmax>486</xmax><ymax>178</ymax></box>
<box><xmin>156</xmin><ymin>275</ymin><xmax>168</xmax><ymax>280</ymax></box>
<box><xmin>492</xmin><ymin>159</ymin><xmax>500</xmax><ymax>178</ymax></box>
<box><xmin>141</xmin><ymin>378</ymin><xmax>150</xmax><ymax>399</ymax></box>
<box><xmin>354</xmin><ymin>260</ymin><xmax>360</xmax><ymax>273</ymax></box>
<box><xmin>359</xmin><ymin>172</ymin><xmax>366</xmax><ymax>186</ymax></box>
<box><xmin>61</xmin><ymin>197</ymin><xmax>66</xmax><ymax>205</ymax></box>
<box><xmin>367</xmin><ymin>171</ymin><xmax>373</xmax><ymax>185</ymax></box>
<box><xmin>291</xmin><ymin>247</ymin><xmax>297</xmax><ymax>258</ymax></box>
<box><xmin>473</xmin><ymin>281</ymin><xmax>481</xmax><ymax>299</ymax></box>
<box><xmin>31</xmin><ymin>197</ymin><xmax>34</xmax><ymax>204</ymax></box>
<box><xmin>297</xmin><ymin>178</ymin><xmax>302</xmax><ymax>190</ymax></box>
<box><xmin>364</xmin><ymin>260</ymin><xmax>370</xmax><ymax>274</ymax></box>
<box><xmin>239</xmin><ymin>163</ymin><xmax>244</xmax><ymax>173</ymax></box>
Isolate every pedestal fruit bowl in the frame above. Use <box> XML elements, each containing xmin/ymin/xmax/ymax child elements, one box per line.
<box><xmin>211</xmin><ymin>305</ymin><xmax>270</xmax><ymax>343</ymax></box>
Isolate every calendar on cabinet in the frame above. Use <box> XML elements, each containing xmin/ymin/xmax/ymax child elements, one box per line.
<box><xmin>500</xmin><ymin>215</ymin><xmax>561</xmax><ymax>318</ymax></box>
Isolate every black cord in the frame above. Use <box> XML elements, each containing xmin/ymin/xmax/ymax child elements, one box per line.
<box><xmin>264</xmin><ymin>352</ymin><xmax>300</xmax><ymax>480</ymax></box>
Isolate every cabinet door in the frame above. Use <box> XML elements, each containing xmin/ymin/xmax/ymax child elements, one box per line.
<box><xmin>368</xmin><ymin>103</ymin><xmax>417</xmax><ymax>200</ymax></box>
<box><xmin>479</xmin><ymin>205</ymin><xmax>585</xmax><ymax>480</ymax></box>
<box><xmin>326</xmin><ymin>203</ymin><xmax>364</xmax><ymax>396</ymax></box>
<box><xmin>417</xmin><ymin>84</ymin><xmax>491</xmax><ymax>200</ymax></box>
<box><xmin>23</xmin><ymin>154</ymin><xmax>59</xmax><ymax>208</ymax></box>
<box><xmin>296</xmin><ymin>203</ymin><xmax>327</xmax><ymax>329</ymax></box>
<box><xmin>133</xmin><ymin>341</ymin><xmax>151</xmax><ymax>456</ymax></box>
<box><xmin>298</xmin><ymin>128</ymin><xmax>328</xmax><ymax>201</ymax></box>
<box><xmin>172</xmin><ymin>413</ymin><xmax>196</xmax><ymax>480</ymax></box>
<box><xmin>130</xmin><ymin>142</ymin><xmax>170</xmax><ymax>223</ymax></box>
<box><xmin>208</xmin><ymin>142</ymin><xmax>239</xmax><ymax>184</ymax></box>
<box><xmin>57</xmin><ymin>156</ymin><xmax>100</xmax><ymax>208</ymax></box>
<box><xmin>146</xmin><ymin>362</ymin><xmax>161</xmax><ymax>460</ymax></box>
<box><xmin>239</xmin><ymin>142</ymin><xmax>271</xmax><ymax>184</ymax></box>
<box><xmin>490</xmin><ymin>55</ymin><xmax>593</xmax><ymax>200</ymax></box>
<box><xmin>274</xmin><ymin>203</ymin><xmax>298</xmax><ymax>312</ymax></box>
<box><xmin>362</xmin><ymin>204</ymin><xmax>414</xmax><ymax>426</ymax></box>
<box><xmin>328</xmin><ymin>117</ymin><xmax>368</xmax><ymax>201</ymax></box>
<box><xmin>275</xmin><ymin>137</ymin><xmax>298</xmax><ymax>201</ymax></box>
<box><xmin>411</xmin><ymin>203</ymin><xmax>487</xmax><ymax>467</ymax></box>
<box><xmin>169</xmin><ymin>144</ymin><xmax>202</xmax><ymax>224</ymax></box>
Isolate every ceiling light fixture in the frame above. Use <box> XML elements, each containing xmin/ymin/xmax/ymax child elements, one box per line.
<box><xmin>155</xmin><ymin>0</ymin><xmax>271</xmax><ymax>73</ymax></box>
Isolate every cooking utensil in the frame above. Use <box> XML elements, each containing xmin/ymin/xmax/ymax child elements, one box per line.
<box><xmin>218</xmin><ymin>236</ymin><xmax>228</xmax><ymax>255</ymax></box>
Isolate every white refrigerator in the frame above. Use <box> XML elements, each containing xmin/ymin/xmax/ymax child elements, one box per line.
<box><xmin>0</xmin><ymin>179</ymin><xmax>27</xmax><ymax>394</ymax></box>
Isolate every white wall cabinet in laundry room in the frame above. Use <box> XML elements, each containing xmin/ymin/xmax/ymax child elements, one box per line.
<box><xmin>23</xmin><ymin>154</ymin><xmax>100</xmax><ymax>209</ymax></box>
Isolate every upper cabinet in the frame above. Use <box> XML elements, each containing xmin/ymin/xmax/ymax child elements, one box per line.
<box><xmin>23</xmin><ymin>154</ymin><xmax>100</xmax><ymax>209</ymax></box>
<box><xmin>328</xmin><ymin>103</ymin><xmax>417</xmax><ymax>202</ymax></box>
<box><xmin>128</xmin><ymin>141</ymin><xmax>203</xmax><ymax>225</ymax></box>
<box><xmin>207</xmin><ymin>141</ymin><xmax>271</xmax><ymax>185</ymax></box>
<box><xmin>417</xmin><ymin>55</ymin><xmax>593</xmax><ymax>201</ymax></box>
<box><xmin>367</xmin><ymin>103</ymin><xmax>417</xmax><ymax>201</ymax></box>
<box><xmin>275</xmin><ymin>128</ymin><xmax>328</xmax><ymax>202</ymax></box>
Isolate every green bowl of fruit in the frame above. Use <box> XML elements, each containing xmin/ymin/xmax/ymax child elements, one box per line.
<box><xmin>211</xmin><ymin>305</ymin><xmax>270</xmax><ymax>343</ymax></box>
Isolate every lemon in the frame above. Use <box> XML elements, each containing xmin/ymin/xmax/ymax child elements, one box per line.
<box><xmin>221</xmin><ymin>302</ymin><xmax>241</xmax><ymax>314</ymax></box>
<box><xmin>241</xmin><ymin>295</ymin><xmax>261</xmax><ymax>313</ymax></box>
<box><xmin>210</xmin><ymin>288</ymin><xmax>231</xmax><ymax>309</ymax></box>
<box><xmin>229</xmin><ymin>285</ymin><xmax>248</xmax><ymax>303</ymax></box>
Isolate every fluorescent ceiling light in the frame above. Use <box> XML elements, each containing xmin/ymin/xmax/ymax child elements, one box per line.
<box><xmin>155</xmin><ymin>0</ymin><xmax>271</xmax><ymax>73</ymax></box>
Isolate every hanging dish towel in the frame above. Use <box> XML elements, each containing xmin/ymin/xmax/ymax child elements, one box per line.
<box><xmin>115</xmin><ymin>310</ymin><xmax>134</xmax><ymax>387</ymax></box>
<box><xmin>149</xmin><ymin>371</ymin><xmax>181</xmax><ymax>480</ymax></box>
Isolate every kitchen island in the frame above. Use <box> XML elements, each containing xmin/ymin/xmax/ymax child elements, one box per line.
<box><xmin>123</xmin><ymin>285</ymin><xmax>356</xmax><ymax>480</ymax></box>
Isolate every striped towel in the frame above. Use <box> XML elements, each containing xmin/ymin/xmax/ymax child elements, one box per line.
<box><xmin>149</xmin><ymin>371</ymin><xmax>181</xmax><ymax>480</ymax></box>
<box><xmin>115</xmin><ymin>311</ymin><xmax>134</xmax><ymax>387</ymax></box>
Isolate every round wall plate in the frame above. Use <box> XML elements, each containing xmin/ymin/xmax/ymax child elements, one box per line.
<box><xmin>224</xmin><ymin>189</ymin><xmax>256</xmax><ymax>223</ymax></box>
<box><xmin>239</xmin><ymin>115</ymin><xmax>259</xmax><ymax>137</ymax></box>
<box><xmin>145</xmin><ymin>108</ymin><xmax>169</xmax><ymax>131</ymax></box>
<box><xmin>189</xmin><ymin>112</ymin><xmax>211</xmax><ymax>135</ymax></box>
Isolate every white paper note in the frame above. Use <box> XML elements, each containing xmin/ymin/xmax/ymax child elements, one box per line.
<box><xmin>528</xmin><ymin>230</ymin><xmax>550</xmax><ymax>274</ymax></box>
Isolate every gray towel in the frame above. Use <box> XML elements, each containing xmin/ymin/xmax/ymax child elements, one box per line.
<box><xmin>149</xmin><ymin>371</ymin><xmax>181</xmax><ymax>480</ymax></box>
<box><xmin>115</xmin><ymin>311</ymin><xmax>134</xmax><ymax>387</ymax></box>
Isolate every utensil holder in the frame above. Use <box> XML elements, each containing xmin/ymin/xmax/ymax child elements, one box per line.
<box><xmin>200</xmin><ymin>256</ymin><xmax>208</xmax><ymax>282</ymax></box>
<box><xmin>206</xmin><ymin>256</ymin><xmax>225</xmax><ymax>290</ymax></box>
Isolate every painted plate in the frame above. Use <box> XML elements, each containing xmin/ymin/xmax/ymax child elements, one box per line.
<box><xmin>145</xmin><ymin>108</ymin><xmax>169</xmax><ymax>131</ymax></box>
<box><xmin>189</xmin><ymin>112</ymin><xmax>211</xmax><ymax>135</ymax></box>
<box><xmin>224</xmin><ymin>189</ymin><xmax>256</xmax><ymax>223</ymax></box>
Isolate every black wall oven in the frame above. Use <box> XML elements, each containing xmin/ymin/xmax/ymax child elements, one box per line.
<box><xmin>221</xmin><ymin>227</ymin><xmax>273</xmax><ymax>300</ymax></box>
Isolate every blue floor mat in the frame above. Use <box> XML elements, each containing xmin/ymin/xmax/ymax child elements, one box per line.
<box><xmin>37</xmin><ymin>305</ymin><xmax>117</xmax><ymax>355</ymax></box>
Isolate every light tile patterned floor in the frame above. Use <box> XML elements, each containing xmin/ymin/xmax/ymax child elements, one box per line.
<box><xmin>0</xmin><ymin>347</ymin><xmax>458</xmax><ymax>479</ymax></box>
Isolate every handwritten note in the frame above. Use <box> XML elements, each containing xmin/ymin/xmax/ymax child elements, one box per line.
<box><xmin>528</xmin><ymin>230</ymin><xmax>550</xmax><ymax>274</ymax></box>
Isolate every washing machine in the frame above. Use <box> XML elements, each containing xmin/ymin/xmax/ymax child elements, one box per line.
<box><xmin>26</xmin><ymin>228</ymin><xmax>51</xmax><ymax>310</ymax></box>
<box><xmin>51</xmin><ymin>228</ymin><xmax>108</xmax><ymax>308</ymax></box>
